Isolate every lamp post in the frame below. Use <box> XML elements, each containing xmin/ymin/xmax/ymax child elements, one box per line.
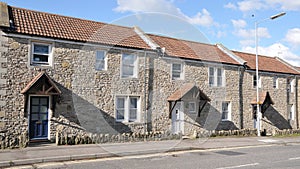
<box><xmin>255</xmin><ymin>12</ymin><xmax>286</xmax><ymax>136</ymax></box>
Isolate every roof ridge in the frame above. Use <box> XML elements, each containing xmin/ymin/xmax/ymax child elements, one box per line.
<box><xmin>147</xmin><ymin>33</ymin><xmax>213</xmax><ymax>46</ymax></box>
<box><xmin>232</xmin><ymin>50</ymin><xmax>276</xmax><ymax>59</ymax></box>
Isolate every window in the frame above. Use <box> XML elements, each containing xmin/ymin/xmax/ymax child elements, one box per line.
<box><xmin>95</xmin><ymin>50</ymin><xmax>107</xmax><ymax>70</ymax></box>
<box><xmin>121</xmin><ymin>53</ymin><xmax>137</xmax><ymax>78</ymax></box>
<box><xmin>253</xmin><ymin>74</ymin><xmax>261</xmax><ymax>88</ymax></box>
<box><xmin>208</xmin><ymin>67</ymin><xmax>224</xmax><ymax>87</ymax></box>
<box><xmin>289</xmin><ymin>104</ymin><xmax>295</xmax><ymax>120</ymax></box>
<box><xmin>116</xmin><ymin>96</ymin><xmax>140</xmax><ymax>122</ymax></box>
<box><xmin>273</xmin><ymin>76</ymin><xmax>278</xmax><ymax>88</ymax></box>
<box><xmin>31</xmin><ymin>42</ymin><xmax>52</xmax><ymax>66</ymax></box>
<box><xmin>289</xmin><ymin>78</ymin><xmax>295</xmax><ymax>93</ymax></box>
<box><xmin>188</xmin><ymin>102</ymin><xmax>196</xmax><ymax>113</ymax></box>
<box><xmin>221</xmin><ymin>102</ymin><xmax>231</xmax><ymax>121</ymax></box>
<box><xmin>172</xmin><ymin>63</ymin><xmax>183</xmax><ymax>80</ymax></box>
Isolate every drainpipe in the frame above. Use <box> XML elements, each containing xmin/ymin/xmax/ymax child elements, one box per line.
<box><xmin>296</xmin><ymin>76</ymin><xmax>299</xmax><ymax>129</ymax></box>
<box><xmin>143</xmin><ymin>50</ymin><xmax>148</xmax><ymax>133</ymax></box>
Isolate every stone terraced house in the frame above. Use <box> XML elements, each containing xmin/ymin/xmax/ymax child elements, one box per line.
<box><xmin>0</xmin><ymin>2</ymin><xmax>299</xmax><ymax>147</ymax></box>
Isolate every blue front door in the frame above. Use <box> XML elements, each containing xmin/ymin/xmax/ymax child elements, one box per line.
<box><xmin>29</xmin><ymin>96</ymin><xmax>49</xmax><ymax>139</ymax></box>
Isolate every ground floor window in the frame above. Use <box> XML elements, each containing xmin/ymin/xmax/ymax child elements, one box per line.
<box><xmin>221</xmin><ymin>102</ymin><xmax>231</xmax><ymax>121</ymax></box>
<box><xmin>116</xmin><ymin>96</ymin><xmax>140</xmax><ymax>122</ymax></box>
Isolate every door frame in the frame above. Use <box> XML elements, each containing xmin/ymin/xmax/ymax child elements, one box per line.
<box><xmin>28</xmin><ymin>95</ymin><xmax>51</xmax><ymax>140</ymax></box>
<box><xmin>171</xmin><ymin>101</ymin><xmax>184</xmax><ymax>134</ymax></box>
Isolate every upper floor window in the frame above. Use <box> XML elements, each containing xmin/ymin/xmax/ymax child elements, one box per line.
<box><xmin>31</xmin><ymin>42</ymin><xmax>52</xmax><ymax>66</ymax></box>
<box><xmin>289</xmin><ymin>78</ymin><xmax>295</xmax><ymax>93</ymax></box>
<box><xmin>209</xmin><ymin>67</ymin><xmax>224</xmax><ymax>87</ymax></box>
<box><xmin>121</xmin><ymin>53</ymin><xmax>137</xmax><ymax>78</ymax></box>
<box><xmin>172</xmin><ymin>63</ymin><xmax>184</xmax><ymax>80</ymax></box>
<box><xmin>273</xmin><ymin>76</ymin><xmax>278</xmax><ymax>89</ymax></box>
<box><xmin>116</xmin><ymin>96</ymin><xmax>140</xmax><ymax>122</ymax></box>
<box><xmin>253</xmin><ymin>74</ymin><xmax>261</xmax><ymax>88</ymax></box>
<box><xmin>95</xmin><ymin>50</ymin><xmax>107</xmax><ymax>71</ymax></box>
<box><xmin>221</xmin><ymin>102</ymin><xmax>231</xmax><ymax>121</ymax></box>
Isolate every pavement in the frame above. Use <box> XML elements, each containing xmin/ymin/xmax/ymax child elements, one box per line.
<box><xmin>0</xmin><ymin>136</ymin><xmax>300</xmax><ymax>168</ymax></box>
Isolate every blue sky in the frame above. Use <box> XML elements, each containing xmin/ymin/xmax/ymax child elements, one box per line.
<box><xmin>3</xmin><ymin>0</ymin><xmax>300</xmax><ymax>66</ymax></box>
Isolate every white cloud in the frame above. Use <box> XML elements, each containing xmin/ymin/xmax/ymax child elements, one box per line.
<box><xmin>233</xmin><ymin>27</ymin><xmax>270</xmax><ymax>40</ymax></box>
<box><xmin>237</xmin><ymin>0</ymin><xmax>267</xmax><ymax>12</ymax></box>
<box><xmin>231</xmin><ymin>19</ymin><xmax>247</xmax><ymax>28</ymax></box>
<box><xmin>266</xmin><ymin>0</ymin><xmax>300</xmax><ymax>11</ymax></box>
<box><xmin>242</xmin><ymin>43</ymin><xmax>300</xmax><ymax>66</ymax></box>
<box><xmin>285</xmin><ymin>28</ymin><xmax>300</xmax><ymax>47</ymax></box>
<box><xmin>224</xmin><ymin>2</ymin><xmax>237</xmax><ymax>10</ymax></box>
<box><xmin>228</xmin><ymin>0</ymin><xmax>300</xmax><ymax>12</ymax></box>
<box><xmin>114</xmin><ymin>0</ymin><xmax>216</xmax><ymax>27</ymax></box>
<box><xmin>187</xmin><ymin>9</ymin><xmax>214</xmax><ymax>27</ymax></box>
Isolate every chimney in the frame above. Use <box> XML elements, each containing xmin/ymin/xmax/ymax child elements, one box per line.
<box><xmin>0</xmin><ymin>2</ymin><xmax>9</xmax><ymax>27</ymax></box>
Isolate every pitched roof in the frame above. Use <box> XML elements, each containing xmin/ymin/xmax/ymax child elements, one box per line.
<box><xmin>147</xmin><ymin>34</ymin><xmax>239</xmax><ymax>65</ymax></box>
<box><xmin>233</xmin><ymin>51</ymin><xmax>300</xmax><ymax>75</ymax></box>
<box><xmin>21</xmin><ymin>71</ymin><xmax>61</xmax><ymax>95</ymax></box>
<box><xmin>6</xmin><ymin>6</ymin><xmax>151</xmax><ymax>49</ymax></box>
<box><xmin>167</xmin><ymin>83</ymin><xmax>210</xmax><ymax>102</ymax></box>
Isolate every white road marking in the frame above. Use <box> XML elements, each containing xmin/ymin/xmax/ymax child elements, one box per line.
<box><xmin>258</xmin><ymin>139</ymin><xmax>278</xmax><ymax>143</ymax></box>
<box><xmin>289</xmin><ymin>157</ymin><xmax>300</xmax><ymax>160</ymax></box>
<box><xmin>216</xmin><ymin>163</ymin><xmax>259</xmax><ymax>169</ymax></box>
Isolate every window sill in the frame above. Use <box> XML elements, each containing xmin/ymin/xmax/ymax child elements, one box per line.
<box><xmin>115</xmin><ymin>121</ymin><xmax>141</xmax><ymax>124</ymax></box>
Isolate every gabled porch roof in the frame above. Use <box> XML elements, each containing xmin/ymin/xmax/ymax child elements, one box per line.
<box><xmin>167</xmin><ymin>83</ymin><xmax>210</xmax><ymax>102</ymax></box>
<box><xmin>21</xmin><ymin>71</ymin><xmax>61</xmax><ymax>95</ymax></box>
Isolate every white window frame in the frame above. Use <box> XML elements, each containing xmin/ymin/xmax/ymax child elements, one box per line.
<box><xmin>171</xmin><ymin>63</ymin><xmax>184</xmax><ymax>80</ymax></box>
<box><xmin>289</xmin><ymin>104</ymin><xmax>295</xmax><ymax>120</ymax></box>
<box><xmin>221</xmin><ymin>101</ymin><xmax>231</xmax><ymax>121</ymax></box>
<box><xmin>115</xmin><ymin>96</ymin><xmax>140</xmax><ymax>123</ymax></box>
<box><xmin>121</xmin><ymin>53</ymin><xmax>138</xmax><ymax>78</ymax></box>
<box><xmin>30</xmin><ymin>42</ymin><xmax>53</xmax><ymax>66</ymax></box>
<box><xmin>273</xmin><ymin>76</ymin><xmax>278</xmax><ymax>89</ymax></box>
<box><xmin>208</xmin><ymin>67</ymin><xmax>225</xmax><ymax>87</ymax></box>
<box><xmin>188</xmin><ymin>102</ymin><xmax>196</xmax><ymax>114</ymax></box>
<box><xmin>290</xmin><ymin>78</ymin><xmax>295</xmax><ymax>93</ymax></box>
<box><xmin>95</xmin><ymin>50</ymin><xmax>107</xmax><ymax>71</ymax></box>
<box><xmin>253</xmin><ymin>74</ymin><xmax>261</xmax><ymax>88</ymax></box>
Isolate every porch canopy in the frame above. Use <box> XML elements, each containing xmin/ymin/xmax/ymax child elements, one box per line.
<box><xmin>21</xmin><ymin>71</ymin><xmax>61</xmax><ymax>95</ymax></box>
<box><xmin>167</xmin><ymin>83</ymin><xmax>210</xmax><ymax>118</ymax></box>
<box><xmin>251</xmin><ymin>91</ymin><xmax>274</xmax><ymax>114</ymax></box>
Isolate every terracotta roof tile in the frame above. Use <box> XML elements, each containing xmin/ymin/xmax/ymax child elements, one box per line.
<box><xmin>8</xmin><ymin>6</ymin><xmax>150</xmax><ymax>49</ymax></box>
<box><xmin>233</xmin><ymin>51</ymin><xmax>300</xmax><ymax>74</ymax></box>
<box><xmin>148</xmin><ymin>34</ymin><xmax>239</xmax><ymax>65</ymax></box>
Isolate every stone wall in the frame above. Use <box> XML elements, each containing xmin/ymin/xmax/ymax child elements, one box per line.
<box><xmin>242</xmin><ymin>71</ymin><xmax>298</xmax><ymax>133</ymax></box>
<box><xmin>150</xmin><ymin>56</ymin><xmax>242</xmax><ymax>135</ymax></box>
<box><xmin>0</xmin><ymin>35</ymin><xmax>155</xmax><ymax>148</ymax></box>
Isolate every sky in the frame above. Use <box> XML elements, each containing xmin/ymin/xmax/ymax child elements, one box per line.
<box><xmin>3</xmin><ymin>0</ymin><xmax>300</xmax><ymax>66</ymax></box>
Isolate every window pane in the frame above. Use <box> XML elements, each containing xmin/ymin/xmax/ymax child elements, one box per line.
<box><xmin>31</xmin><ymin>113</ymin><xmax>39</xmax><ymax>121</ymax></box>
<box><xmin>116</xmin><ymin>110</ymin><xmax>124</xmax><ymax>120</ymax></box>
<box><xmin>122</xmin><ymin>54</ymin><xmax>136</xmax><ymax>77</ymax></box>
<box><xmin>129</xmin><ymin>109</ymin><xmax>137</xmax><ymax>121</ymax></box>
<box><xmin>172</xmin><ymin>63</ymin><xmax>181</xmax><ymax>71</ymax></box>
<box><xmin>209</xmin><ymin>67</ymin><xmax>214</xmax><ymax>76</ymax></box>
<box><xmin>117</xmin><ymin>98</ymin><xmax>125</xmax><ymax>108</ymax></box>
<box><xmin>31</xmin><ymin>98</ymin><xmax>39</xmax><ymax>105</ymax></box>
<box><xmin>34</xmin><ymin>44</ymin><xmax>49</xmax><ymax>54</ymax></box>
<box><xmin>40</xmin><ymin>106</ymin><xmax>48</xmax><ymax>113</ymax></box>
<box><xmin>95</xmin><ymin>51</ymin><xmax>105</xmax><ymax>70</ymax></box>
<box><xmin>40</xmin><ymin>98</ymin><xmax>48</xmax><ymax>105</ymax></box>
<box><xmin>130</xmin><ymin>98</ymin><xmax>138</xmax><ymax>108</ymax></box>
<box><xmin>33</xmin><ymin>54</ymin><xmax>48</xmax><ymax>62</ymax></box>
<box><xmin>40</xmin><ymin>114</ymin><xmax>48</xmax><ymax>121</ymax></box>
<box><xmin>253</xmin><ymin>75</ymin><xmax>257</xmax><ymax>87</ymax></box>
<box><xmin>31</xmin><ymin>106</ymin><xmax>39</xmax><ymax>113</ymax></box>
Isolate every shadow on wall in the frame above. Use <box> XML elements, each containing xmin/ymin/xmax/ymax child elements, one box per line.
<box><xmin>263</xmin><ymin>106</ymin><xmax>292</xmax><ymax>130</ymax></box>
<box><xmin>189</xmin><ymin>102</ymin><xmax>239</xmax><ymax>131</ymax></box>
<box><xmin>54</xmin><ymin>85</ymin><xmax>132</xmax><ymax>134</ymax></box>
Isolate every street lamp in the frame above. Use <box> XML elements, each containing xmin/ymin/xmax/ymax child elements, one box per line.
<box><xmin>255</xmin><ymin>12</ymin><xmax>286</xmax><ymax>136</ymax></box>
